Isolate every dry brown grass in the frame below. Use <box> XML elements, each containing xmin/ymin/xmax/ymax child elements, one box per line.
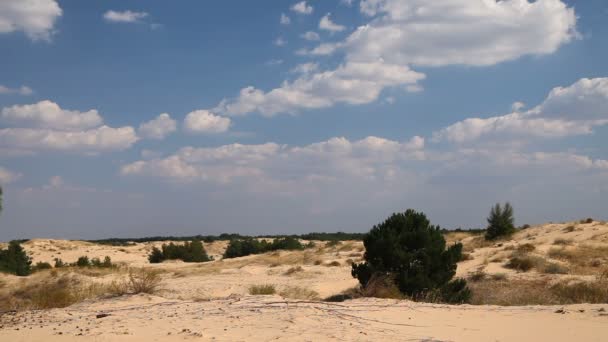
<box><xmin>553</xmin><ymin>238</ymin><xmax>573</xmax><ymax>246</ymax></box>
<box><xmin>279</xmin><ymin>286</ymin><xmax>320</xmax><ymax>300</ymax></box>
<box><xmin>547</xmin><ymin>245</ymin><xmax>608</xmax><ymax>274</ymax></box>
<box><xmin>248</xmin><ymin>284</ymin><xmax>276</xmax><ymax>295</ymax></box>
<box><xmin>325</xmin><ymin>261</ymin><xmax>341</xmax><ymax>267</ymax></box>
<box><xmin>283</xmin><ymin>266</ymin><xmax>304</xmax><ymax>276</ymax></box>
<box><xmin>127</xmin><ymin>268</ymin><xmax>162</xmax><ymax>294</ymax></box>
<box><xmin>469</xmin><ymin>272</ymin><xmax>608</xmax><ymax>305</ymax></box>
<box><xmin>360</xmin><ymin>275</ymin><xmax>405</xmax><ymax>299</ymax></box>
<box><xmin>0</xmin><ymin>273</ymin><xmax>111</xmax><ymax>311</ymax></box>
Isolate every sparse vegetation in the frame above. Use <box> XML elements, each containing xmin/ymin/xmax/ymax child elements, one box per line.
<box><xmin>485</xmin><ymin>202</ymin><xmax>515</xmax><ymax>240</ymax></box>
<box><xmin>352</xmin><ymin>209</ymin><xmax>470</xmax><ymax>304</ymax></box>
<box><xmin>248</xmin><ymin>284</ymin><xmax>276</xmax><ymax>295</ymax></box>
<box><xmin>283</xmin><ymin>266</ymin><xmax>304</xmax><ymax>275</ymax></box>
<box><xmin>553</xmin><ymin>238</ymin><xmax>573</xmax><ymax>246</ymax></box>
<box><xmin>148</xmin><ymin>240</ymin><xmax>211</xmax><ymax>263</ymax></box>
<box><xmin>127</xmin><ymin>268</ymin><xmax>162</xmax><ymax>294</ymax></box>
<box><xmin>279</xmin><ymin>286</ymin><xmax>320</xmax><ymax>300</ymax></box>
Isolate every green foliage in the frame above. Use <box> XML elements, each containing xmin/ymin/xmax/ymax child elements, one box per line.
<box><xmin>147</xmin><ymin>240</ymin><xmax>211</xmax><ymax>263</ymax></box>
<box><xmin>485</xmin><ymin>202</ymin><xmax>516</xmax><ymax>240</ymax></box>
<box><xmin>148</xmin><ymin>247</ymin><xmax>164</xmax><ymax>263</ymax></box>
<box><xmin>54</xmin><ymin>258</ymin><xmax>66</xmax><ymax>268</ymax></box>
<box><xmin>223</xmin><ymin>237</ymin><xmax>305</xmax><ymax>259</ymax></box>
<box><xmin>351</xmin><ymin>209</ymin><xmax>469</xmax><ymax>303</ymax></box>
<box><xmin>76</xmin><ymin>256</ymin><xmax>90</xmax><ymax>267</ymax></box>
<box><xmin>0</xmin><ymin>241</ymin><xmax>32</xmax><ymax>276</ymax></box>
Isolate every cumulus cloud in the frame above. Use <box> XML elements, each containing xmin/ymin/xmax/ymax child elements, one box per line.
<box><xmin>103</xmin><ymin>10</ymin><xmax>148</xmax><ymax>23</ymax></box>
<box><xmin>336</xmin><ymin>0</ymin><xmax>578</xmax><ymax>66</ymax></box>
<box><xmin>0</xmin><ymin>101</ymin><xmax>138</xmax><ymax>153</ymax></box>
<box><xmin>1</xmin><ymin>100</ymin><xmax>102</xmax><ymax>130</ymax></box>
<box><xmin>0</xmin><ymin>166</ymin><xmax>22</xmax><ymax>184</ymax></box>
<box><xmin>214</xmin><ymin>61</ymin><xmax>425</xmax><ymax>116</ymax></box>
<box><xmin>300</xmin><ymin>31</ymin><xmax>320</xmax><ymax>41</ymax></box>
<box><xmin>0</xmin><ymin>0</ymin><xmax>62</xmax><ymax>41</ymax></box>
<box><xmin>433</xmin><ymin>78</ymin><xmax>608</xmax><ymax>143</ymax></box>
<box><xmin>215</xmin><ymin>1</ymin><xmax>577</xmax><ymax>117</ymax></box>
<box><xmin>0</xmin><ymin>85</ymin><xmax>33</xmax><ymax>96</ymax></box>
<box><xmin>0</xmin><ymin>126</ymin><xmax>138</xmax><ymax>152</ymax></box>
<box><xmin>319</xmin><ymin>13</ymin><xmax>346</xmax><ymax>32</ymax></box>
<box><xmin>138</xmin><ymin>113</ymin><xmax>177</xmax><ymax>140</ymax></box>
<box><xmin>306</xmin><ymin>0</ymin><xmax>577</xmax><ymax>65</ymax></box>
<box><xmin>121</xmin><ymin>135</ymin><xmax>425</xmax><ymax>185</ymax></box>
<box><xmin>291</xmin><ymin>1</ymin><xmax>313</xmax><ymax>15</ymax></box>
<box><xmin>280</xmin><ymin>13</ymin><xmax>291</xmax><ymax>25</ymax></box>
<box><xmin>183</xmin><ymin>110</ymin><xmax>231</xmax><ymax>133</ymax></box>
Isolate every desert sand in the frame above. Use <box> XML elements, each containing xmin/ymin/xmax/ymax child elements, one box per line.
<box><xmin>1</xmin><ymin>220</ymin><xmax>607</xmax><ymax>341</ymax></box>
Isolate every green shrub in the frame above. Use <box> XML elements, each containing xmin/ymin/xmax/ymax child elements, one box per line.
<box><xmin>0</xmin><ymin>241</ymin><xmax>32</xmax><ymax>276</ymax></box>
<box><xmin>148</xmin><ymin>240</ymin><xmax>211</xmax><ymax>263</ymax></box>
<box><xmin>351</xmin><ymin>209</ymin><xmax>469</xmax><ymax>304</ymax></box>
<box><xmin>485</xmin><ymin>202</ymin><xmax>515</xmax><ymax>240</ymax></box>
<box><xmin>53</xmin><ymin>258</ymin><xmax>65</xmax><ymax>268</ymax></box>
<box><xmin>76</xmin><ymin>256</ymin><xmax>90</xmax><ymax>267</ymax></box>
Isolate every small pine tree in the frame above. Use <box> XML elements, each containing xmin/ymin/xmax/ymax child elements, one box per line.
<box><xmin>485</xmin><ymin>202</ymin><xmax>515</xmax><ymax>240</ymax></box>
<box><xmin>352</xmin><ymin>209</ymin><xmax>470</xmax><ymax>303</ymax></box>
<box><xmin>148</xmin><ymin>247</ymin><xmax>164</xmax><ymax>263</ymax></box>
<box><xmin>0</xmin><ymin>241</ymin><xmax>32</xmax><ymax>276</ymax></box>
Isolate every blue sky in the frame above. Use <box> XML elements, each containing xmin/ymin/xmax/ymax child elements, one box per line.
<box><xmin>0</xmin><ymin>0</ymin><xmax>607</xmax><ymax>240</ymax></box>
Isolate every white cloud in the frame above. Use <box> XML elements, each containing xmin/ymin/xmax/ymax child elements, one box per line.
<box><xmin>0</xmin><ymin>166</ymin><xmax>22</xmax><ymax>184</ymax></box>
<box><xmin>138</xmin><ymin>113</ymin><xmax>177</xmax><ymax>140</ymax></box>
<box><xmin>103</xmin><ymin>10</ymin><xmax>148</xmax><ymax>23</ymax></box>
<box><xmin>1</xmin><ymin>100</ymin><xmax>103</xmax><ymax>130</ymax></box>
<box><xmin>0</xmin><ymin>0</ymin><xmax>62</xmax><ymax>41</ymax></box>
<box><xmin>291</xmin><ymin>1</ymin><xmax>313</xmax><ymax>15</ymax></box>
<box><xmin>0</xmin><ymin>100</ymin><xmax>138</xmax><ymax>153</ymax></box>
<box><xmin>512</xmin><ymin>101</ymin><xmax>526</xmax><ymax>112</ymax></box>
<box><xmin>280</xmin><ymin>13</ymin><xmax>291</xmax><ymax>25</ymax></box>
<box><xmin>214</xmin><ymin>61</ymin><xmax>425</xmax><ymax>116</ymax></box>
<box><xmin>274</xmin><ymin>37</ymin><xmax>287</xmax><ymax>46</ymax></box>
<box><xmin>290</xmin><ymin>63</ymin><xmax>319</xmax><ymax>74</ymax></box>
<box><xmin>433</xmin><ymin>77</ymin><xmax>608</xmax><ymax>143</ymax></box>
<box><xmin>0</xmin><ymin>126</ymin><xmax>138</xmax><ymax>152</ymax></box>
<box><xmin>338</xmin><ymin>0</ymin><xmax>578</xmax><ymax>67</ymax></box>
<box><xmin>300</xmin><ymin>31</ymin><xmax>320</xmax><ymax>41</ymax></box>
<box><xmin>121</xmin><ymin>135</ymin><xmax>425</xmax><ymax>185</ymax></box>
<box><xmin>341</xmin><ymin>0</ymin><xmax>354</xmax><ymax>6</ymax></box>
<box><xmin>183</xmin><ymin>110</ymin><xmax>231</xmax><ymax>133</ymax></box>
<box><xmin>319</xmin><ymin>13</ymin><xmax>346</xmax><ymax>32</ymax></box>
<box><xmin>0</xmin><ymin>85</ymin><xmax>33</xmax><ymax>96</ymax></box>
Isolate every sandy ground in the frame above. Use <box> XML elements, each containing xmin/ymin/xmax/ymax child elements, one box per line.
<box><xmin>2</xmin><ymin>295</ymin><xmax>607</xmax><ymax>341</ymax></box>
<box><xmin>1</xmin><ymin>220</ymin><xmax>607</xmax><ymax>341</ymax></box>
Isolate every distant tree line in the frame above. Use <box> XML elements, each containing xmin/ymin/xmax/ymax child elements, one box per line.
<box><xmin>89</xmin><ymin>232</ymin><xmax>365</xmax><ymax>246</ymax></box>
<box><xmin>223</xmin><ymin>237</ymin><xmax>309</xmax><ymax>259</ymax></box>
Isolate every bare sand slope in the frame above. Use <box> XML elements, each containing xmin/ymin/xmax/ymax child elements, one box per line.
<box><xmin>1</xmin><ymin>295</ymin><xmax>607</xmax><ymax>341</ymax></box>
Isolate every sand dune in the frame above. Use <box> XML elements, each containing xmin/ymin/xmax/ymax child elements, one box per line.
<box><xmin>1</xmin><ymin>220</ymin><xmax>607</xmax><ymax>341</ymax></box>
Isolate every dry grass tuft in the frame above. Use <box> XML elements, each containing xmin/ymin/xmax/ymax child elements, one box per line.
<box><xmin>361</xmin><ymin>275</ymin><xmax>405</xmax><ymax>299</ymax></box>
<box><xmin>127</xmin><ymin>268</ymin><xmax>162</xmax><ymax>294</ymax></box>
<box><xmin>325</xmin><ymin>261</ymin><xmax>341</xmax><ymax>267</ymax></box>
<box><xmin>553</xmin><ymin>238</ymin><xmax>573</xmax><ymax>246</ymax></box>
<box><xmin>547</xmin><ymin>245</ymin><xmax>608</xmax><ymax>274</ymax></box>
<box><xmin>516</xmin><ymin>243</ymin><xmax>536</xmax><ymax>253</ymax></box>
<box><xmin>563</xmin><ymin>225</ymin><xmax>576</xmax><ymax>233</ymax></box>
<box><xmin>248</xmin><ymin>284</ymin><xmax>276</xmax><ymax>295</ymax></box>
<box><xmin>283</xmin><ymin>266</ymin><xmax>304</xmax><ymax>276</ymax></box>
<box><xmin>279</xmin><ymin>286</ymin><xmax>320</xmax><ymax>300</ymax></box>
